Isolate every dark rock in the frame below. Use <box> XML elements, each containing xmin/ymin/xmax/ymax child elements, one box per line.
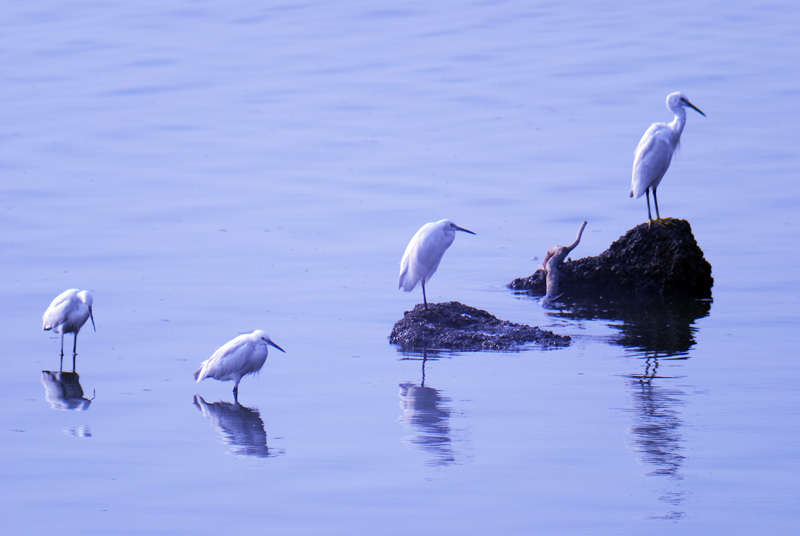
<box><xmin>389</xmin><ymin>301</ymin><xmax>571</xmax><ymax>352</ymax></box>
<box><xmin>509</xmin><ymin>218</ymin><xmax>713</xmax><ymax>299</ymax></box>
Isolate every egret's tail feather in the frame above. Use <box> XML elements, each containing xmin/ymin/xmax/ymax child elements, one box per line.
<box><xmin>398</xmin><ymin>265</ymin><xmax>418</xmax><ymax>292</ymax></box>
<box><xmin>399</xmin><ymin>274</ymin><xmax>419</xmax><ymax>292</ymax></box>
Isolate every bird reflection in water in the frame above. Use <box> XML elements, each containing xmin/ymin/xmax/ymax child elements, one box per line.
<box><xmin>41</xmin><ymin>370</ymin><xmax>93</xmax><ymax>411</ymax></box>
<box><xmin>398</xmin><ymin>354</ymin><xmax>459</xmax><ymax>466</ymax></box>
<box><xmin>193</xmin><ymin>395</ymin><xmax>282</xmax><ymax>459</ymax></box>
<box><xmin>626</xmin><ymin>376</ymin><xmax>688</xmax><ymax>520</ymax></box>
<box><xmin>530</xmin><ymin>292</ymin><xmax>701</xmax><ymax>518</ymax></box>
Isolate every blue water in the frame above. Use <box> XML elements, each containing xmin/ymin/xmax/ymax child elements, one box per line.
<box><xmin>2</xmin><ymin>1</ymin><xmax>799</xmax><ymax>534</ymax></box>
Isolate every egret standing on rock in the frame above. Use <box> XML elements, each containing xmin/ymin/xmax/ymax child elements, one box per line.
<box><xmin>631</xmin><ymin>91</ymin><xmax>705</xmax><ymax>223</ymax></box>
<box><xmin>194</xmin><ymin>330</ymin><xmax>285</xmax><ymax>401</ymax></box>
<box><xmin>399</xmin><ymin>219</ymin><xmax>475</xmax><ymax>309</ymax></box>
<box><xmin>42</xmin><ymin>289</ymin><xmax>96</xmax><ymax>371</ymax></box>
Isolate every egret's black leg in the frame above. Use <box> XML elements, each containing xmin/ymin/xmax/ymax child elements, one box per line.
<box><xmin>233</xmin><ymin>384</ymin><xmax>239</xmax><ymax>403</ymax></box>
<box><xmin>652</xmin><ymin>188</ymin><xmax>673</xmax><ymax>225</ymax></box>
<box><xmin>72</xmin><ymin>333</ymin><xmax>79</xmax><ymax>372</ymax></box>
<box><xmin>422</xmin><ymin>281</ymin><xmax>428</xmax><ymax>310</ymax></box>
<box><xmin>645</xmin><ymin>189</ymin><xmax>653</xmax><ymax>223</ymax></box>
<box><xmin>653</xmin><ymin>187</ymin><xmax>661</xmax><ymax>220</ymax></box>
<box><xmin>57</xmin><ymin>332</ymin><xmax>65</xmax><ymax>371</ymax></box>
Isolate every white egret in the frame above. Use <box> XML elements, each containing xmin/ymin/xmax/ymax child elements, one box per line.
<box><xmin>42</xmin><ymin>289</ymin><xmax>95</xmax><ymax>370</ymax></box>
<box><xmin>399</xmin><ymin>219</ymin><xmax>475</xmax><ymax>309</ymax></box>
<box><xmin>631</xmin><ymin>91</ymin><xmax>705</xmax><ymax>223</ymax></box>
<box><xmin>194</xmin><ymin>330</ymin><xmax>285</xmax><ymax>400</ymax></box>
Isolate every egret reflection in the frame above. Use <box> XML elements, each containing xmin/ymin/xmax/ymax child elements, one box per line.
<box><xmin>625</xmin><ymin>376</ymin><xmax>688</xmax><ymax>520</ymax></box>
<box><xmin>515</xmin><ymin>289</ymin><xmax>698</xmax><ymax>518</ymax></box>
<box><xmin>398</xmin><ymin>356</ymin><xmax>460</xmax><ymax>466</ymax></box>
<box><xmin>193</xmin><ymin>395</ymin><xmax>282</xmax><ymax>458</ymax></box>
<box><xmin>41</xmin><ymin>371</ymin><xmax>93</xmax><ymax>411</ymax></box>
<box><xmin>65</xmin><ymin>426</ymin><xmax>92</xmax><ymax>438</ymax></box>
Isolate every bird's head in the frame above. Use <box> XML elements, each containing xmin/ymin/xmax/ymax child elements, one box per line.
<box><xmin>77</xmin><ymin>290</ymin><xmax>92</xmax><ymax>307</ymax></box>
<box><xmin>253</xmin><ymin>330</ymin><xmax>286</xmax><ymax>353</ymax></box>
<box><xmin>438</xmin><ymin>219</ymin><xmax>476</xmax><ymax>236</ymax></box>
<box><xmin>668</xmin><ymin>92</ymin><xmax>705</xmax><ymax>117</ymax></box>
<box><xmin>78</xmin><ymin>290</ymin><xmax>96</xmax><ymax>331</ymax></box>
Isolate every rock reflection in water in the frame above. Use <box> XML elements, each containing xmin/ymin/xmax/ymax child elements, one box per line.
<box><xmin>398</xmin><ymin>357</ymin><xmax>458</xmax><ymax>466</ymax></box>
<box><xmin>517</xmin><ymin>290</ymin><xmax>699</xmax><ymax>517</ymax></box>
<box><xmin>537</xmin><ymin>294</ymin><xmax>711</xmax><ymax>358</ymax></box>
<box><xmin>193</xmin><ymin>395</ymin><xmax>282</xmax><ymax>459</ymax></box>
<box><xmin>41</xmin><ymin>371</ymin><xmax>93</xmax><ymax>411</ymax></box>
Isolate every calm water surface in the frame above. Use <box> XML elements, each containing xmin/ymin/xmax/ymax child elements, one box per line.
<box><xmin>2</xmin><ymin>1</ymin><xmax>799</xmax><ymax>534</ymax></box>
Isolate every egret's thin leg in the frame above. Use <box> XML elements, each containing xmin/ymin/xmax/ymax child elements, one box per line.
<box><xmin>653</xmin><ymin>188</ymin><xmax>661</xmax><ymax>220</ymax></box>
<box><xmin>72</xmin><ymin>352</ymin><xmax>76</xmax><ymax>373</ymax></box>
<box><xmin>233</xmin><ymin>383</ymin><xmax>239</xmax><ymax>403</ymax></box>
<box><xmin>60</xmin><ymin>332</ymin><xmax>65</xmax><ymax>357</ymax></box>
<box><xmin>59</xmin><ymin>352</ymin><xmax>64</xmax><ymax>372</ymax></box>
<box><xmin>73</xmin><ymin>332</ymin><xmax>78</xmax><ymax>355</ymax></box>
<box><xmin>645</xmin><ymin>189</ymin><xmax>653</xmax><ymax>222</ymax></box>
<box><xmin>422</xmin><ymin>281</ymin><xmax>428</xmax><ymax>310</ymax></box>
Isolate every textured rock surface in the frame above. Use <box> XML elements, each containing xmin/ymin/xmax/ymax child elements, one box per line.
<box><xmin>389</xmin><ymin>301</ymin><xmax>571</xmax><ymax>352</ymax></box>
<box><xmin>509</xmin><ymin>218</ymin><xmax>713</xmax><ymax>298</ymax></box>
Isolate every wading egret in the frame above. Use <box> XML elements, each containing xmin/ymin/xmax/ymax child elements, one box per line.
<box><xmin>399</xmin><ymin>219</ymin><xmax>475</xmax><ymax>309</ymax></box>
<box><xmin>42</xmin><ymin>289</ymin><xmax>95</xmax><ymax>370</ymax></box>
<box><xmin>631</xmin><ymin>91</ymin><xmax>705</xmax><ymax>223</ymax></box>
<box><xmin>194</xmin><ymin>330</ymin><xmax>285</xmax><ymax>400</ymax></box>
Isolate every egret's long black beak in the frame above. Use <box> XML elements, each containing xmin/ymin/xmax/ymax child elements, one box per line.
<box><xmin>89</xmin><ymin>307</ymin><xmax>96</xmax><ymax>332</ymax></box>
<box><xmin>455</xmin><ymin>225</ymin><xmax>476</xmax><ymax>235</ymax></box>
<box><xmin>685</xmin><ymin>99</ymin><xmax>705</xmax><ymax>117</ymax></box>
<box><xmin>267</xmin><ymin>340</ymin><xmax>286</xmax><ymax>353</ymax></box>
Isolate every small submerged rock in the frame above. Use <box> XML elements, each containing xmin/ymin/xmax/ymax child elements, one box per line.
<box><xmin>389</xmin><ymin>301</ymin><xmax>571</xmax><ymax>352</ymax></box>
<box><xmin>509</xmin><ymin>218</ymin><xmax>713</xmax><ymax>299</ymax></box>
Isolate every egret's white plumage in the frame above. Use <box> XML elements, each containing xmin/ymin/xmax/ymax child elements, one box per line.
<box><xmin>194</xmin><ymin>330</ymin><xmax>285</xmax><ymax>399</ymax></box>
<box><xmin>399</xmin><ymin>219</ymin><xmax>475</xmax><ymax>309</ymax></box>
<box><xmin>42</xmin><ymin>289</ymin><xmax>96</xmax><ymax>367</ymax></box>
<box><xmin>631</xmin><ymin>91</ymin><xmax>705</xmax><ymax>222</ymax></box>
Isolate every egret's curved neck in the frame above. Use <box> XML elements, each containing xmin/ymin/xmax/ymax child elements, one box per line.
<box><xmin>669</xmin><ymin>105</ymin><xmax>688</xmax><ymax>137</ymax></box>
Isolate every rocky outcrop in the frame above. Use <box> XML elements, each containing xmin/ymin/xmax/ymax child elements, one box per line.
<box><xmin>509</xmin><ymin>218</ymin><xmax>713</xmax><ymax>299</ymax></box>
<box><xmin>389</xmin><ymin>301</ymin><xmax>570</xmax><ymax>352</ymax></box>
